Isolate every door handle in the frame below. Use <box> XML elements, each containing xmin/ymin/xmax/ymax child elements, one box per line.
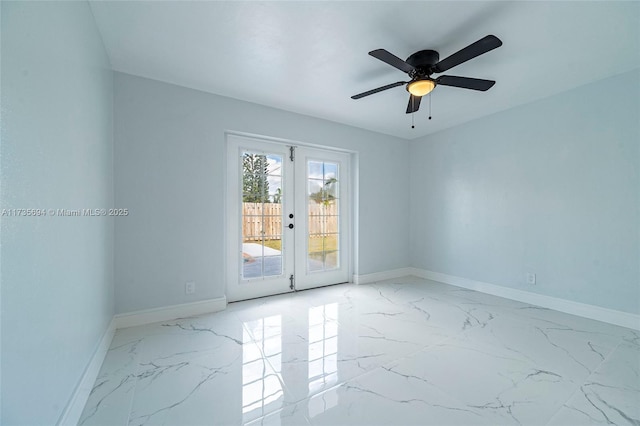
<box><xmin>288</xmin><ymin>224</ymin><xmax>294</xmax><ymax>229</ymax></box>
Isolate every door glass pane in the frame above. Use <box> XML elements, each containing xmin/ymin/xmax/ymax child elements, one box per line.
<box><xmin>307</xmin><ymin>160</ymin><xmax>340</xmax><ymax>272</ymax></box>
<box><xmin>325</xmin><ymin>215</ymin><xmax>338</xmax><ymax>234</ymax></box>
<box><xmin>307</xmin><ymin>235</ymin><xmax>324</xmax><ymax>272</ymax></box>
<box><xmin>242</xmin><ymin>151</ymin><xmax>283</xmax><ymax>279</ymax></box>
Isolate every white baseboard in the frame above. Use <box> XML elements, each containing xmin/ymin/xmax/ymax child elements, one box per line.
<box><xmin>114</xmin><ymin>296</ymin><xmax>228</xmax><ymax>329</ymax></box>
<box><xmin>58</xmin><ymin>318</ymin><xmax>116</xmax><ymax>426</ymax></box>
<box><xmin>409</xmin><ymin>268</ymin><xmax>640</xmax><ymax>331</ymax></box>
<box><xmin>353</xmin><ymin>267</ymin><xmax>415</xmax><ymax>285</ymax></box>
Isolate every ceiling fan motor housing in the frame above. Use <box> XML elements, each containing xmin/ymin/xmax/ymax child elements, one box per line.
<box><xmin>406</xmin><ymin>49</ymin><xmax>440</xmax><ymax>77</ymax></box>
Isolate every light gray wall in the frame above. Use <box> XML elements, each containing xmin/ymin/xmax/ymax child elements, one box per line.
<box><xmin>1</xmin><ymin>2</ymin><xmax>114</xmax><ymax>424</ymax></box>
<box><xmin>114</xmin><ymin>72</ymin><xmax>410</xmax><ymax>314</ymax></box>
<box><xmin>410</xmin><ymin>69</ymin><xmax>639</xmax><ymax>314</ymax></box>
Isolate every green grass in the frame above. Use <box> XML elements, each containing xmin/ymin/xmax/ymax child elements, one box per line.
<box><xmin>308</xmin><ymin>235</ymin><xmax>338</xmax><ymax>254</ymax></box>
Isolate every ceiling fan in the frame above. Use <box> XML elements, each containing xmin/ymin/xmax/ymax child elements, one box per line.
<box><xmin>351</xmin><ymin>35</ymin><xmax>502</xmax><ymax>114</ymax></box>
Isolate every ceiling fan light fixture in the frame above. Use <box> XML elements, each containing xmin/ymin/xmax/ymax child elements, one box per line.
<box><xmin>407</xmin><ymin>79</ymin><xmax>435</xmax><ymax>97</ymax></box>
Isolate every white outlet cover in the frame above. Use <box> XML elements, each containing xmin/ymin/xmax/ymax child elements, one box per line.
<box><xmin>526</xmin><ymin>273</ymin><xmax>536</xmax><ymax>285</ymax></box>
<box><xmin>185</xmin><ymin>281</ymin><xmax>196</xmax><ymax>294</ymax></box>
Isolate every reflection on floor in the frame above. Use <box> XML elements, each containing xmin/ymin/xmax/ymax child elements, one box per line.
<box><xmin>80</xmin><ymin>277</ymin><xmax>640</xmax><ymax>425</ymax></box>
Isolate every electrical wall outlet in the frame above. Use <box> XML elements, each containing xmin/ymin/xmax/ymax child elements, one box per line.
<box><xmin>526</xmin><ymin>273</ymin><xmax>536</xmax><ymax>285</ymax></box>
<box><xmin>185</xmin><ymin>281</ymin><xmax>196</xmax><ymax>295</ymax></box>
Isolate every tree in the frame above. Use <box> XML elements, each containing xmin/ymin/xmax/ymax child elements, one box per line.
<box><xmin>309</xmin><ymin>177</ymin><xmax>337</xmax><ymax>205</ymax></box>
<box><xmin>273</xmin><ymin>187</ymin><xmax>282</xmax><ymax>204</ymax></box>
<box><xmin>243</xmin><ymin>153</ymin><xmax>269</xmax><ymax>203</ymax></box>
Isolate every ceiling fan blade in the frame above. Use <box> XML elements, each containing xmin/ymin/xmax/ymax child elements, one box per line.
<box><xmin>436</xmin><ymin>75</ymin><xmax>496</xmax><ymax>91</ymax></box>
<box><xmin>351</xmin><ymin>81</ymin><xmax>407</xmax><ymax>99</ymax></box>
<box><xmin>433</xmin><ymin>35</ymin><xmax>502</xmax><ymax>73</ymax></box>
<box><xmin>369</xmin><ymin>49</ymin><xmax>415</xmax><ymax>74</ymax></box>
<box><xmin>406</xmin><ymin>95</ymin><xmax>422</xmax><ymax>114</ymax></box>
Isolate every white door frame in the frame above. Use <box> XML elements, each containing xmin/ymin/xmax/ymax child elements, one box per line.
<box><xmin>225</xmin><ymin>132</ymin><xmax>354</xmax><ymax>302</ymax></box>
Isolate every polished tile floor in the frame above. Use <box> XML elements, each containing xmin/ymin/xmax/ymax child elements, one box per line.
<box><xmin>80</xmin><ymin>277</ymin><xmax>640</xmax><ymax>425</ymax></box>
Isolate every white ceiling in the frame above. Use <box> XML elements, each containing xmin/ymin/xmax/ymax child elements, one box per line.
<box><xmin>89</xmin><ymin>1</ymin><xmax>640</xmax><ymax>140</ymax></box>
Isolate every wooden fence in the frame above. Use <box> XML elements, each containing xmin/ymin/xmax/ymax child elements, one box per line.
<box><xmin>243</xmin><ymin>202</ymin><xmax>338</xmax><ymax>239</ymax></box>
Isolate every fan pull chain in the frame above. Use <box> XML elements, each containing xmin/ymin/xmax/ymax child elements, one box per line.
<box><xmin>428</xmin><ymin>93</ymin><xmax>432</xmax><ymax>120</ymax></box>
<box><xmin>411</xmin><ymin>96</ymin><xmax>415</xmax><ymax>129</ymax></box>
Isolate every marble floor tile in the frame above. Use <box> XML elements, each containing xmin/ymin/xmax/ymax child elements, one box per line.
<box><xmin>80</xmin><ymin>277</ymin><xmax>639</xmax><ymax>425</ymax></box>
<box><xmin>244</xmin><ymin>404</ymin><xmax>311</xmax><ymax>426</ymax></box>
<box><xmin>79</xmin><ymin>337</ymin><xmax>142</xmax><ymax>425</ymax></box>
<box><xmin>297</xmin><ymin>364</ymin><xmax>503</xmax><ymax>425</ymax></box>
<box><xmin>457</xmin><ymin>313</ymin><xmax>622</xmax><ymax>383</ymax></box>
<box><xmin>547</xmin><ymin>343</ymin><xmax>640</xmax><ymax>425</ymax></box>
<box><xmin>377</xmin><ymin>338</ymin><xmax>582</xmax><ymax>424</ymax></box>
<box><xmin>127</xmin><ymin>343</ymin><xmax>283</xmax><ymax>426</ymax></box>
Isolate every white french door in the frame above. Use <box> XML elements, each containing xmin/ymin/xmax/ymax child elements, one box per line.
<box><xmin>226</xmin><ymin>134</ymin><xmax>351</xmax><ymax>302</ymax></box>
<box><xmin>293</xmin><ymin>147</ymin><xmax>350</xmax><ymax>290</ymax></box>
